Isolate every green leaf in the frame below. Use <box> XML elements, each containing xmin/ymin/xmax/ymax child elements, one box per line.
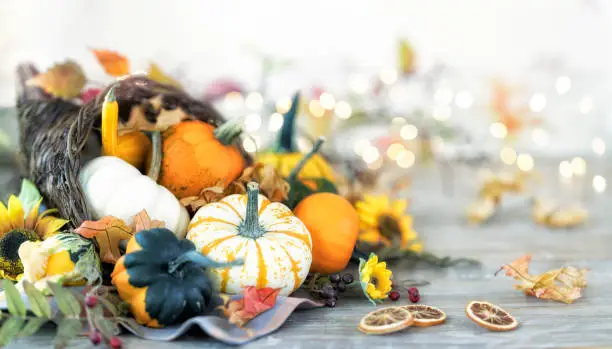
<box><xmin>3</xmin><ymin>279</ymin><xmax>26</xmax><ymax>317</ymax></box>
<box><xmin>116</xmin><ymin>317</ymin><xmax>144</xmax><ymax>336</ymax></box>
<box><xmin>97</xmin><ymin>296</ymin><xmax>119</xmax><ymax>317</ymax></box>
<box><xmin>95</xmin><ymin>316</ymin><xmax>118</xmax><ymax>338</ymax></box>
<box><xmin>17</xmin><ymin>179</ymin><xmax>42</xmax><ymax>215</ymax></box>
<box><xmin>23</xmin><ymin>281</ymin><xmax>51</xmax><ymax>318</ymax></box>
<box><xmin>53</xmin><ymin>319</ymin><xmax>82</xmax><ymax>349</ymax></box>
<box><xmin>47</xmin><ymin>283</ymin><xmax>82</xmax><ymax>317</ymax></box>
<box><xmin>0</xmin><ymin>317</ymin><xmax>25</xmax><ymax>346</ymax></box>
<box><xmin>18</xmin><ymin>318</ymin><xmax>47</xmax><ymax>337</ymax></box>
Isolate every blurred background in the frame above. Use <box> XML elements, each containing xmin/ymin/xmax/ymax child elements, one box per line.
<box><xmin>0</xmin><ymin>0</ymin><xmax>611</xmax><ymax>201</ymax></box>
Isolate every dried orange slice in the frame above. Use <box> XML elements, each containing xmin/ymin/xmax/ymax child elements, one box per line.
<box><xmin>358</xmin><ymin>307</ymin><xmax>414</xmax><ymax>335</ymax></box>
<box><xmin>465</xmin><ymin>301</ymin><xmax>518</xmax><ymax>332</ymax></box>
<box><xmin>400</xmin><ymin>304</ymin><xmax>447</xmax><ymax>327</ymax></box>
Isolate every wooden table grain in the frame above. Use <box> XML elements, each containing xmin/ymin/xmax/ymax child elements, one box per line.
<box><xmin>2</xmin><ymin>108</ymin><xmax>612</xmax><ymax>348</ymax></box>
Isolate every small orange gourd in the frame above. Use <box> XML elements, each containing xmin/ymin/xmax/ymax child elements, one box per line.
<box><xmin>158</xmin><ymin>120</ymin><xmax>245</xmax><ymax>199</ymax></box>
<box><xmin>115</xmin><ymin>131</ymin><xmax>152</xmax><ymax>170</ymax></box>
<box><xmin>294</xmin><ymin>192</ymin><xmax>360</xmax><ymax>274</ymax></box>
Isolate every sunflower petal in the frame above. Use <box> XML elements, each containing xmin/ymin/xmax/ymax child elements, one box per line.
<box><xmin>391</xmin><ymin>199</ymin><xmax>408</xmax><ymax>215</ymax></box>
<box><xmin>0</xmin><ymin>201</ymin><xmax>11</xmax><ymax>235</ymax></box>
<box><xmin>24</xmin><ymin>199</ymin><xmax>43</xmax><ymax>230</ymax></box>
<box><xmin>37</xmin><ymin>217</ymin><xmax>69</xmax><ymax>239</ymax></box>
<box><xmin>8</xmin><ymin>195</ymin><xmax>24</xmax><ymax>229</ymax></box>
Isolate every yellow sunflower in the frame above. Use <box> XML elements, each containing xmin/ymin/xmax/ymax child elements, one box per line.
<box><xmin>0</xmin><ymin>196</ymin><xmax>69</xmax><ymax>280</ymax></box>
<box><xmin>355</xmin><ymin>195</ymin><xmax>422</xmax><ymax>252</ymax></box>
<box><xmin>359</xmin><ymin>253</ymin><xmax>392</xmax><ymax>304</ymax></box>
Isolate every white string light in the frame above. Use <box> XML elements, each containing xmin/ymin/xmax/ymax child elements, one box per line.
<box><xmin>529</xmin><ymin>94</ymin><xmax>547</xmax><ymax>112</ymax></box>
<box><xmin>276</xmin><ymin>97</ymin><xmax>292</xmax><ymax>114</ymax></box>
<box><xmin>245</xmin><ymin>92</ymin><xmax>263</xmax><ymax>110</ymax></box>
<box><xmin>400</xmin><ymin>124</ymin><xmax>419</xmax><ymax>140</ymax></box>
<box><xmin>242</xmin><ymin>138</ymin><xmax>258</xmax><ymax>153</ymax></box>
<box><xmin>244</xmin><ymin>113</ymin><xmax>262</xmax><ymax>132</ymax></box>
<box><xmin>334</xmin><ymin>101</ymin><xmax>352</xmax><ymax>119</ymax></box>
<box><xmin>517</xmin><ymin>154</ymin><xmax>534</xmax><ymax>172</ymax></box>
<box><xmin>593</xmin><ymin>175</ymin><xmax>607</xmax><ymax>193</ymax></box>
<box><xmin>362</xmin><ymin>146</ymin><xmax>381</xmax><ymax>164</ymax></box>
<box><xmin>432</xmin><ymin>105</ymin><xmax>451</xmax><ymax>121</ymax></box>
<box><xmin>500</xmin><ymin>147</ymin><xmax>517</xmax><ymax>165</ymax></box>
<box><xmin>396</xmin><ymin>149</ymin><xmax>416</xmax><ymax>168</ymax></box>
<box><xmin>592</xmin><ymin>137</ymin><xmax>606</xmax><ymax>155</ymax></box>
<box><xmin>555</xmin><ymin>76</ymin><xmax>571</xmax><ymax>95</ymax></box>
<box><xmin>571</xmin><ymin>157</ymin><xmax>587</xmax><ymax>176</ymax></box>
<box><xmin>531</xmin><ymin>128</ymin><xmax>549</xmax><ymax>146</ymax></box>
<box><xmin>386</xmin><ymin>143</ymin><xmax>406</xmax><ymax>160</ymax></box>
<box><xmin>455</xmin><ymin>91</ymin><xmax>474</xmax><ymax>109</ymax></box>
<box><xmin>309</xmin><ymin>100</ymin><xmax>325</xmax><ymax>118</ymax></box>
<box><xmin>224</xmin><ymin>91</ymin><xmax>244</xmax><ymax>110</ymax></box>
<box><xmin>490</xmin><ymin>122</ymin><xmax>508</xmax><ymax>139</ymax></box>
<box><xmin>559</xmin><ymin>160</ymin><xmax>573</xmax><ymax>179</ymax></box>
<box><xmin>268</xmin><ymin>112</ymin><xmax>284</xmax><ymax>132</ymax></box>
<box><xmin>353</xmin><ymin>139</ymin><xmax>371</xmax><ymax>156</ymax></box>
<box><xmin>319</xmin><ymin>92</ymin><xmax>336</xmax><ymax>110</ymax></box>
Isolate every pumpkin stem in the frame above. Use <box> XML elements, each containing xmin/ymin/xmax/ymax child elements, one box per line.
<box><xmin>214</xmin><ymin>118</ymin><xmax>243</xmax><ymax>146</ymax></box>
<box><xmin>168</xmin><ymin>250</ymin><xmax>243</xmax><ymax>274</ymax></box>
<box><xmin>101</xmin><ymin>86</ymin><xmax>118</xmax><ymax>156</ymax></box>
<box><xmin>288</xmin><ymin>137</ymin><xmax>325</xmax><ymax>182</ymax></box>
<box><xmin>146</xmin><ymin>131</ymin><xmax>162</xmax><ymax>181</ymax></box>
<box><xmin>239</xmin><ymin>182</ymin><xmax>265</xmax><ymax>239</ymax></box>
<box><xmin>275</xmin><ymin>92</ymin><xmax>300</xmax><ymax>153</ymax></box>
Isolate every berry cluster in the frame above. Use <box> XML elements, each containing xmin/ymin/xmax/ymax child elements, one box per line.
<box><xmin>388</xmin><ymin>284</ymin><xmax>421</xmax><ymax>303</ymax></box>
<box><xmin>317</xmin><ymin>273</ymin><xmax>354</xmax><ymax>308</ymax></box>
<box><xmin>86</xmin><ymin>295</ymin><xmax>122</xmax><ymax>348</ymax></box>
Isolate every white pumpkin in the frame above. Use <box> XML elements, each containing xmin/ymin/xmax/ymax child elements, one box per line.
<box><xmin>79</xmin><ymin>156</ymin><xmax>189</xmax><ymax>238</ymax></box>
<box><xmin>187</xmin><ymin>182</ymin><xmax>312</xmax><ymax>296</ymax></box>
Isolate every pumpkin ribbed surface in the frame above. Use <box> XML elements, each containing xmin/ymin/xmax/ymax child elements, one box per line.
<box><xmin>158</xmin><ymin>121</ymin><xmax>245</xmax><ymax>199</ymax></box>
<box><xmin>187</xmin><ymin>191</ymin><xmax>312</xmax><ymax>296</ymax></box>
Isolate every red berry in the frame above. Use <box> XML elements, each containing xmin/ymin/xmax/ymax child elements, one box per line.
<box><xmin>109</xmin><ymin>337</ymin><xmax>122</xmax><ymax>349</ymax></box>
<box><xmin>408</xmin><ymin>287</ymin><xmax>420</xmax><ymax>303</ymax></box>
<box><xmin>85</xmin><ymin>295</ymin><xmax>98</xmax><ymax>308</ymax></box>
<box><xmin>89</xmin><ymin>332</ymin><xmax>102</xmax><ymax>345</ymax></box>
<box><xmin>389</xmin><ymin>291</ymin><xmax>400</xmax><ymax>301</ymax></box>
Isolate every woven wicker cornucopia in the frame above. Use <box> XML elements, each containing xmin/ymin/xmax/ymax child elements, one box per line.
<box><xmin>16</xmin><ymin>63</ymin><xmax>249</xmax><ymax>228</ymax></box>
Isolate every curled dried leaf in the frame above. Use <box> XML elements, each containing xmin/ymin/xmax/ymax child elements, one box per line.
<box><xmin>130</xmin><ymin>210</ymin><xmax>164</xmax><ymax>233</ymax></box>
<box><xmin>180</xmin><ymin>163</ymin><xmax>289</xmax><ymax>212</ymax></box>
<box><xmin>75</xmin><ymin>216</ymin><xmax>132</xmax><ymax>264</ymax></box>
<box><xmin>498</xmin><ymin>254</ymin><xmax>588</xmax><ymax>304</ymax></box>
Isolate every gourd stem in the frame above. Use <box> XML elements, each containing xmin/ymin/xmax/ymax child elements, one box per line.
<box><xmin>240</xmin><ymin>182</ymin><xmax>263</xmax><ymax>239</ymax></box>
<box><xmin>214</xmin><ymin>119</ymin><xmax>243</xmax><ymax>146</ymax></box>
<box><xmin>101</xmin><ymin>86</ymin><xmax>118</xmax><ymax>156</ymax></box>
<box><xmin>168</xmin><ymin>250</ymin><xmax>243</xmax><ymax>274</ymax></box>
<box><xmin>275</xmin><ymin>92</ymin><xmax>300</xmax><ymax>153</ymax></box>
<box><xmin>146</xmin><ymin>131</ymin><xmax>162</xmax><ymax>182</ymax></box>
<box><xmin>288</xmin><ymin>137</ymin><xmax>325</xmax><ymax>182</ymax></box>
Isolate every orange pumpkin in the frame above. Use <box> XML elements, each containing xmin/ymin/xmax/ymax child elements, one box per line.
<box><xmin>115</xmin><ymin>131</ymin><xmax>152</xmax><ymax>170</ymax></box>
<box><xmin>294</xmin><ymin>193</ymin><xmax>360</xmax><ymax>274</ymax></box>
<box><xmin>158</xmin><ymin>120</ymin><xmax>245</xmax><ymax>199</ymax></box>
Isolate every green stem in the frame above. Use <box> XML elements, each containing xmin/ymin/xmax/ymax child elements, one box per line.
<box><xmin>239</xmin><ymin>182</ymin><xmax>264</xmax><ymax>239</ymax></box>
<box><xmin>288</xmin><ymin>137</ymin><xmax>325</xmax><ymax>182</ymax></box>
<box><xmin>146</xmin><ymin>131</ymin><xmax>162</xmax><ymax>182</ymax></box>
<box><xmin>168</xmin><ymin>250</ymin><xmax>243</xmax><ymax>274</ymax></box>
<box><xmin>105</xmin><ymin>85</ymin><xmax>116</xmax><ymax>103</ymax></box>
<box><xmin>213</xmin><ymin>119</ymin><xmax>243</xmax><ymax>146</ymax></box>
<box><xmin>275</xmin><ymin>92</ymin><xmax>300</xmax><ymax>153</ymax></box>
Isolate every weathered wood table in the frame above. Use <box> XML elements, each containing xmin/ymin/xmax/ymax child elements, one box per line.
<box><xmin>2</xmin><ymin>109</ymin><xmax>611</xmax><ymax>348</ymax></box>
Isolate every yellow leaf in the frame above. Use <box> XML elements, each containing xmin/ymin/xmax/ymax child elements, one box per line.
<box><xmin>148</xmin><ymin>62</ymin><xmax>182</xmax><ymax>88</ymax></box>
<box><xmin>92</xmin><ymin>49</ymin><xmax>130</xmax><ymax>77</ymax></box>
<box><xmin>26</xmin><ymin>60</ymin><xmax>86</xmax><ymax>99</ymax></box>
<box><xmin>398</xmin><ymin>39</ymin><xmax>416</xmax><ymax>75</ymax></box>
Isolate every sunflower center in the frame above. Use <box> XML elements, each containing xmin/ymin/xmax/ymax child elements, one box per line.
<box><xmin>0</xmin><ymin>229</ymin><xmax>40</xmax><ymax>262</ymax></box>
<box><xmin>377</xmin><ymin>214</ymin><xmax>402</xmax><ymax>244</ymax></box>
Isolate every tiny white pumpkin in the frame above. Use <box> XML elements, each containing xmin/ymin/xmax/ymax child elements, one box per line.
<box><xmin>79</xmin><ymin>156</ymin><xmax>189</xmax><ymax>238</ymax></box>
<box><xmin>187</xmin><ymin>182</ymin><xmax>312</xmax><ymax>296</ymax></box>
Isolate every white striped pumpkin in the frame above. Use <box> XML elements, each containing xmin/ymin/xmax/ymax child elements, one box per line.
<box><xmin>186</xmin><ymin>182</ymin><xmax>312</xmax><ymax>296</ymax></box>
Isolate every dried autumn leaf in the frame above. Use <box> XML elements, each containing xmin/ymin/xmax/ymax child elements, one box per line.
<box><xmin>91</xmin><ymin>49</ymin><xmax>130</xmax><ymax>77</ymax></box>
<box><xmin>130</xmin><ymin>210</ymin><xmax>164</xmax><ymax>233</ymax></box>
<box><xmin>75</xmin><ymin>216</ymin><xmax>132</xmax><ymax>264</ymax></box>
<box><xmin>148</xmin><ymin>62</ymin><xmax>182</xmax><ymax>88</ymax></box>
<box><xmin>27</xmin><ymin>60</ymin><xmax>86</xmax><ymax>99</ymax></box>
<box><xmin>180</xmin><ymin>163</ymin><xmax>289</xmax><ymax>212</ymax></box>
<box><xmin>497</xmin><ymin>254</ymin><xmax>588</xmax><ymax>304</ymax></box>
<box><xmin>219</xmin><ymin>287</ymin><xmax>281</xmax><ymax>328</ymax></box>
